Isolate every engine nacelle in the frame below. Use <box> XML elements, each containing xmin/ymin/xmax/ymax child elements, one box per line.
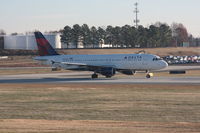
<box><xmin>119</xmin><ymin>70</ymin><xmax>135</xmax><ymax>75</ymax></box>
<box><xmin>99</xmin><ymin>67</ymin><xmax>116</xmax><ymax>77</ymax></box>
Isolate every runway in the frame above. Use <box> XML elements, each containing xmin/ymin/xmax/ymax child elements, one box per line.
<box><xmin>0</xmin><ymin>72</ymin><xmax>199</xmax><ymax>84</ymax></box>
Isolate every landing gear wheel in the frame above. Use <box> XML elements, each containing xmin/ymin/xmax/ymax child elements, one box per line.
<box><xmin>146</xmin><ymin>74</ymin><xmax>151</xmax><ymax>78</ymax></box>
<box><xmin>146</xmin><ymin>73</ymin><xmax>153</xmax><ymax>78</ymax></box>
<box><xmin>92</xmin><ymin>74</ymin><xmax>98</xmax><ymax>79</ymax></box>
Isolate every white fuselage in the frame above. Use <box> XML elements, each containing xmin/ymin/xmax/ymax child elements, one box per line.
<box><xmin>35</xmin><ymin>53</ymin><xmax>168</xmax><ymax>71</ymax></box>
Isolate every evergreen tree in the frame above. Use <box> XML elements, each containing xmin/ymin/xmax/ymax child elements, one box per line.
<box><xmin>60</xmin><ymin>26</ymin><xmax>72</xmax><ymax>48</ymax></box>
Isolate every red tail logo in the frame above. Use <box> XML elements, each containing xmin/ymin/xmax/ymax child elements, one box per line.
<box><xmin>34</xmin><ymin>32</ymin><xmax>59</xmax><ymax>56</ymax></box>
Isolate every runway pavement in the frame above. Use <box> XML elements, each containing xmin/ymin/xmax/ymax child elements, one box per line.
<box><xmin>0</xmin><ymin>72</ymin><xmax>199</xmax><ymax>84</ymax></box>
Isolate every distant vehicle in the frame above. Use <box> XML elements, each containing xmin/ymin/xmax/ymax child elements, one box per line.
<box><xmin>34</xmin><ymin>32</ymin><xmax>168</xmax><ymax>78</ymax></box>
<box><xmin>163</xmin><ymin>55</ymin><xmax>200</xmax><ymax>64</ymax></box>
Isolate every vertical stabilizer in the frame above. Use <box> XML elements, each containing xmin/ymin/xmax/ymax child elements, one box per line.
<box><xmin>34</xmin><ymin>32</ymin><xmax>59</xmax><ymax>56</ymax></box>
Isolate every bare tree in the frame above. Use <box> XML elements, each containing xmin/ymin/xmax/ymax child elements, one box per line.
<box><xmin>171</xmin><ymin>23</ymin><xmax>188</xmax><ymax>47</ymax></box>
<box><xmin>0</xmin><ymin>29</ymin><xmax>6</xmax><ymax>35</ymax></box>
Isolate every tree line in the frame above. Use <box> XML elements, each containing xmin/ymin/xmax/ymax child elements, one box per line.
<box><xmin>60</xmin><ymin>23</ymin><xmax>200</xmax><ymax>48</ymax></box>
<box><xmin>1</xmin><ymin>22</ymin><xmax>200</xmax><ymax>48</ymax></box>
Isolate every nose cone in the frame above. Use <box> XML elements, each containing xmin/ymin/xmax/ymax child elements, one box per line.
<box><xmin>159</xmin><ymin>60</ymin><xmax>168</xmax><ymax>69</ymax></box>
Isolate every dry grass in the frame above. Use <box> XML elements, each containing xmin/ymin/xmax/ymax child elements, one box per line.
<box><xmin>59</xmin><ymin>47</ymin><xmax>200</xmax><ymax>56</ymax></box>
<box><xmin>0</xmin><ymin>68</ymin><xmax>52</xmax><ymax>75</ymax></box>
<box><xmin>0</xmin><ymin>84</ymin><xmax>200</xmax><ymax>133</ymax></box>
<box><xmin>1</xmin><ymin>119</ymin><xmax>200</xmax><ymax>133</ymax></box>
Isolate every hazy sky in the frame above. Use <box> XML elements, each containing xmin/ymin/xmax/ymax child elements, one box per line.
<box><xmin>0</xmin><ymin>0</ymin><xmax>200</xmax><ymax>37</ymax></box>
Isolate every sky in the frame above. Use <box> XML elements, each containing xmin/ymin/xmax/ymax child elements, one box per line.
<box><xmin>0</xmin><ymin>0</ymin><xmax>200</xmax><ymax>37</ymax></box>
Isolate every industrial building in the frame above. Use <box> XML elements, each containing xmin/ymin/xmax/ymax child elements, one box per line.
<box><xmin>0</xmin><ymin>33</ymin><xmax>61</xmax><ymax>50</ymax></box>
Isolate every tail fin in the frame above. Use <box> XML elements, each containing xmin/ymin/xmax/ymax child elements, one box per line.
<box><xmin>34</xmin><ymin>31</ymin><xmax>59</xmax><ymax>56</ymax></box>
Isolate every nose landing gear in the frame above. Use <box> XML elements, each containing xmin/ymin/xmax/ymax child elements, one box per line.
<box><xmin>145</xmin><ymin>70</ymin><xmax>154</xmax><ymax>78</ymax></box>
<box><xmin>146</xmin><ymin>73</ymin><xmax>154</xmax><ymax>78</ymax></box>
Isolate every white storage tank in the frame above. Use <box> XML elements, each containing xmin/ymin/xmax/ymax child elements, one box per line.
<box><xmin>25</xmin><ymin>34</ymin><xmax>37</xmax><ymax>50</ymax></box>
<box><xmin>4</xmin><ymin>33</ymin><xmax>61</xmax><ymax>50</ymax></box>
<box><xmin>16</xmin><ymin>35</ymin><xmax>26</xmax><ymax>49</ymax></box>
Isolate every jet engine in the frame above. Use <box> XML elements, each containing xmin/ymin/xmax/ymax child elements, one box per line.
<box><xmin>99</xmin><ymin>67</ymin><xmax>116</xmax><ymax>78</ymax></box>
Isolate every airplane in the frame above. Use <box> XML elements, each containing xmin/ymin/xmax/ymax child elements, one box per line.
<box><xmin>34</xmin><ymin>31</ymin><xmax>168</xmax><ymax>79</ymax></box>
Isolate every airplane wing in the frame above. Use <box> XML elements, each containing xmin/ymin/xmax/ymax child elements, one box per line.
<box><xmin>53</xmin><ymin>61</ymin><xmax>116</xmax><ymax>69</ymax></box>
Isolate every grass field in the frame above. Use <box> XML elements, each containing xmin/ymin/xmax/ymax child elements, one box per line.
<box><xmin>0</xmin><ymin>84</ymin><xmax>200</xmax><ymax>133</ymax></box>
<box><xmin>59</xmin><ymin>47</ymin><xmax>200</xmax><ymax>57</ymax></box>
<box><xmin>0</xmin><ymin>47</ymin><xmax>199</xmax><ymax>132</ymax></box>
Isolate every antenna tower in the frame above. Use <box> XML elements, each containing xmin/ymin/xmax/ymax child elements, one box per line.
<box><xmin>134</xmin><ymin>2</ymin><xmax>140</xmax><ymax>28</ymax></box>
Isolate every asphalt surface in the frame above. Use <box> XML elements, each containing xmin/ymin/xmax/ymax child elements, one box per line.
<box><xmin>0</xmin><ymin>72</ymin><xmax>199</xmax><ymax>84</ymax></box>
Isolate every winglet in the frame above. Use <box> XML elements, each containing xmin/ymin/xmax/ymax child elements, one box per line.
<box><xmin>34</xmin><ymin>31</ymin><xmax>59</xmax><ymax>56</ymax></box>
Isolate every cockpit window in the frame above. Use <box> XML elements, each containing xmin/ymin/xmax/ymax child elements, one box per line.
<box><xmin>153</xmin><ymin>57</ymin><xmax>162</xmax><ymax>61</ymax></box>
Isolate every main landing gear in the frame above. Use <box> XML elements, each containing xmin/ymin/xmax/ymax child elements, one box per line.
<box><xmin>91</xmin><ymin>71</ymin><xmax>154</xmax><ymax>79</ymax></box>
<box><xmin>91</xmin><ymin>73</ymin><xmax>112</xmax><ymax>79</ymax></box>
